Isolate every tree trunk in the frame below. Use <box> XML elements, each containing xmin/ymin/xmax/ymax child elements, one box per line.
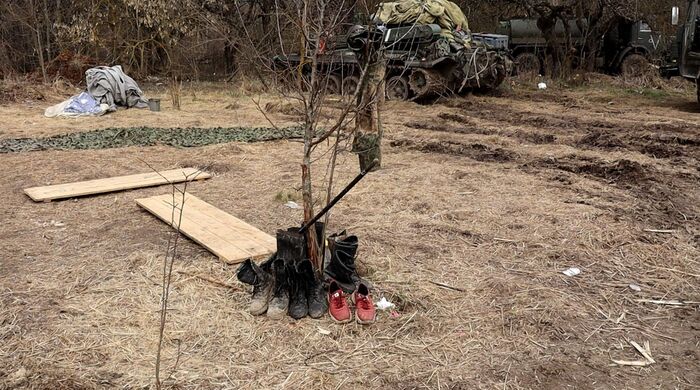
<box><xmin>301</xmin><ymin>133</ymin><xmax>320</xmax><ymax>273</ymax></box>
<box><xmin>353</xmin><ymin>48</ymin><xmax>385</xmax><ymax>171</ymax></box>
<box><xmin>28</xmin><ymin>0</ymin><xmax>48</xmax><ymax>83</ymax></box>
<box><xmin>42</xmin><ymin>0</ymin><xmax>52</xmax><ymax>62</ymax></box>
<box><xmin>34</xmin><ymin>28</ymin><xmax>48</xmax><ymax>83</ymax></box>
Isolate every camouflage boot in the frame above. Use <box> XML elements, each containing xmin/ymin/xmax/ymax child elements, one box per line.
<box><xmin>267</xmin><ymin>258</ymin><xmax>290</xmax><ymax>319</ymax></box>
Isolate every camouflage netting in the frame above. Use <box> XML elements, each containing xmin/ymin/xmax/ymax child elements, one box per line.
<box><xmin>375</xmin><ymin>0</ymin><xmax>470</xmax><ymax>42</ymax></box>
<box><xmin>0</xmin><ymin>126</ymin><xmax>304</xmax><ymax>153</ymax></box>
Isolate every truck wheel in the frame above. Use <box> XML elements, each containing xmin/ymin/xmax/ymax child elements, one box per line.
<box><xmin>515</xmin><ymin>53</ymin><xmax>540</xmax><ymax>77</ymax></box>
<box><xmin>324</xmin><ymin>74</ymin><xmax>341</xmax><ymax>95</ymax></box>
<box><xmin>620</xmin><ymin>54</ymin><xmax>649</xmax><ymax>78</ymax></box>
<box><xmin>386</xmin><ymin>75</ymin><xmax>410</xmax><ymax>100</ymax></box>
<box><xmin>342</xmin><ymin>75</ymin><xmax>359</xmax><ymax>96</ymax></box>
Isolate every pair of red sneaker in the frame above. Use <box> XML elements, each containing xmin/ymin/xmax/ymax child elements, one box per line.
<box><xmin>328</xmin><ymin>281</ymin><xmax>376</xmax><ymax>324</ymax></box>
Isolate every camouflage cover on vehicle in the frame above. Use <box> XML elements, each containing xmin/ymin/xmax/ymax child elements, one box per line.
<box><xmin>372</xmin><ymin>0</ymin><xmax>511</xmax><ymax>99</ymax></box>
<box><xmin>374</xmin><ymin>0</ymin><xmax>470</xmax><ymax>42</ymax></box>
<box><xmin>272</xmin><ymin>0</ymin><xmax>511</xmax><ymax>100</ymax></box>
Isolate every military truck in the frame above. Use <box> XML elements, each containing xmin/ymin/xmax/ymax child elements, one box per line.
<box><xmin>273</xmin><ymin>0</ymin><xmax>511</xmax><ymax>100</ymax></box>
<box><xmin>496</xmin><ymin>18</ymin><xmax>661</xmax><ymax>76</ymax></box>
<box><xmin>665</xmin><ymin>2</ymin><xmax>700</xmax><ymax>103</ymax></box>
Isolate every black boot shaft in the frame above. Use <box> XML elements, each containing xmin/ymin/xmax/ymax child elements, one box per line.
<box><xmin>298</xmin><ymin>259</ymin><xmax>327</xmax><ymax>318</ymax></box>
<box><xmin>288</xmin><ymin>260</ymin><xmax>309</xmax><ymax>319</ymax></box>
<box><xmin>325</xmin><ymin>235</ymin><xmax>359</xmax><ymax>286</ymax></box>
<box><xmin>276</xmin><ymin>229</ymin><xmax>306</xmax><ymax>262</ymax></box>
<box><xmin>272</xmin><ymin>258</ymin><xmax>289</xmax><ymax>297</ymax></box>
<box><xmin>236</xmin><ymin>259</ymin><xmax>257</xmax><ymax>285</ymax></box>
<box><xmin>334</xmin><ymin>235</ymin><xmax>358</xmax><ymax>265</ymax></box>
<box><xmin>267</xmin><ymin>258</ymin><xmax>290</xmax><ymax>318</ymax></box>
<box><xmin>238</xmin><ymin>257</ymin><xmax>274</xmax><ymax>285</ymax></box>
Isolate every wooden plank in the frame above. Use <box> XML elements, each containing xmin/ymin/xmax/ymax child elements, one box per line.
<box><xmin>136</xmin><ymin>193</ymin><xmax>276</xmax><ymax>264</ymax></box>
<box><xmin>24</xmin><ymin>168</ymin><xmax>211</xmax><ymax>202</ymax></box>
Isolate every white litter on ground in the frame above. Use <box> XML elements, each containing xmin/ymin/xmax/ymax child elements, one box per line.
<box><xmin>284</xmin><ymin>201</ymin><xmax>302</xmax><ymax>209</ymax></box>
<box><xmin>562</xmin><ymin>267</ymin><xmax>581</xmax><ymax>277</ymax></box>
<box><xmin>376</xmin><ymin>297</ymin><xmax>396</xmax><ymax>310</ymax></box>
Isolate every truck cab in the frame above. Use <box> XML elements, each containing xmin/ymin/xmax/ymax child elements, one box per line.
<box><xmin>678</xmin><ymin>0</ymin><xmax>700</xmax><ymax>102</ymax></box>
<box><xmin>602</xmin><ymin>20</ymin><xmax>661</xmax><ymax>74</ymax></box>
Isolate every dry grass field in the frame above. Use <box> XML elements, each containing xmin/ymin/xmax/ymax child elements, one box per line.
<box><xmin>1</xmin><ymin>78</ymin><xmax>699</xmax><ymax>389</ymax></box>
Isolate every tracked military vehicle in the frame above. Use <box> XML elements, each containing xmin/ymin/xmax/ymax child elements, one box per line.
<box><xmin>273</xmin><ymin>0</ymin><xmax>511</xmax><ymax>100</ymax></box>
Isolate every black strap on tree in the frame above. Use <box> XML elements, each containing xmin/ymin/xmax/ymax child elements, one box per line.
<box><xmin>298</xmin><ymin>159</ymin><xmax>378</xmax><ymax>234</ymax></box>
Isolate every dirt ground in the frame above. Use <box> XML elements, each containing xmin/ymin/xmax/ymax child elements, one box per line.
<box><xmin>1</xmin><ymin>78</ymin><xmax>699</xmax><ymax>389</ymax></box>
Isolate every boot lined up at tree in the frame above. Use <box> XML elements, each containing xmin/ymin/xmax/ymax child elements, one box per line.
<box><xmin>237</xmin><ymin>257</ymin><xmax>274</xmax><ymax>316</ymax></box>
<box><xmin>236</xmin><ymin>228</ymin><xmax>371</xmax><ymax>322</ymax></box>
<box><xmin>267</xmin><ymin>258</ymin><xmax>290</xmax><ymax>319</ymax></box>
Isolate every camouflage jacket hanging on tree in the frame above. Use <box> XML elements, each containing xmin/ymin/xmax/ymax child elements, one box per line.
<box><xmin>347</xmin><ymin>25</ymin><xmax>386</xmax><ymax>171</ymax></box>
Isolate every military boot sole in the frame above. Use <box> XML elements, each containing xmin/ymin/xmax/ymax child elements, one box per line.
<box><xmin>308</xmin><ymin>306</ymin><xmax>327</xmax><ymax>319</ymax></box>
<box><xmin>267</xmin><ymin>301</ymin><xmax>289</xmax><ymax>319</ymax></box>
<box><xmin>288</xmin><ymin>309</ymin><xmax>308</xmax><ymax>320</ymax></box>
<box><xmin>248</xmin><ymin>285</ymin><xmax>273</xmax><ymax>316</ymax></box>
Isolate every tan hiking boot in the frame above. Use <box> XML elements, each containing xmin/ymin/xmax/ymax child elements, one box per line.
<box><xmin>248</xmin><ymin>262</ymin><xmax>274</xmax><ymax>316</ymax></box>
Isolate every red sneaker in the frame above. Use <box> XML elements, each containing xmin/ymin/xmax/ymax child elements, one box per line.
<box><xmin>353</xmin><ymin>283</ymin><xmax>376</xmax><ymax>325</ymax></box>
<box><xmin>328</xmin><ymin>280</ymin><xmax>352</xmax><ymax>323</ymax></box>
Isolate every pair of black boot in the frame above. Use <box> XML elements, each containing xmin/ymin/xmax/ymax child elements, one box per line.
<box><xmin>272</xmin><ymin>228</ymin><xmax>327</xmax><ymax>319</ymax></box>
<box><xmin>284</xmin><ymin>258</ymin><xmax>327</xmax><ymax>319</ymax></box>
<box><xmin>237</xmin><ymin>256</ymin><xmax>326</xmax><ymax>319</ymax></box>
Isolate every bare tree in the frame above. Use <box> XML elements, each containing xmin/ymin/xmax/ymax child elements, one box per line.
<box><xmin>1</xmin><ymin>0</ymin><xmax>52</xmax><ymax>81</ymax></box>
<box><xmin>235</xmin><ymin>0</ymin><xmax>384</xmax><ymax>270</ymax></box>
<box><xmin>0</xmin><ymin>0</ymin><xmax>679</xmax><ymax>81</ymax></box>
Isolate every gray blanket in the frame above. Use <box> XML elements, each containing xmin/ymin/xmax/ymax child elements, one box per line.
<box><xmin>85</xmin><ymin>65</ymin><xmax>148</xmax><ymax>111</ymax></box>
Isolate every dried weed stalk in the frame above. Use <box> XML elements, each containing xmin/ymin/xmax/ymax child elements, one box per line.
<box><xmin>140</xmin><ymin>161</ymin><xmax>208</xmax><ymax>389</ymax></box>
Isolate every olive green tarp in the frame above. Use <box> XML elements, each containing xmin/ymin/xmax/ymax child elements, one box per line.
<box><xmin>375</xmin><ymin>0</ymin><xmax>470</xmax><ymax>41</ymax></box>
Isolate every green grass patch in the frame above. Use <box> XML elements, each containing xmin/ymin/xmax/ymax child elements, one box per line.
<box><xmin>623</xmin><ymin>87</ymin><xmax>670</xmax><ymax>100</ymax></box>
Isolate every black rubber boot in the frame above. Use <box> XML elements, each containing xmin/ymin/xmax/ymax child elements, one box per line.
<box><xmin>288</xmin><ymin>261</ymin><xmax>309</xmax><ymax>320</ymax></box>
<box><xmin>237</xmin><ymin>253</ymin><xmax>277</xmax><ymax>285</ymax></box>
<box><xmin>297</xmin><ymin>259</ymin><xmax>327</xmax><ymax>319</ymax></box>
<box><xmin>236</xmin><ymin>259</ymin><xmax>257</xmax><ymax>285</ymax></box>
<box><xmin>236</xmin><ymin>259</ymin><xmax>274</xmax><ymax>315</ymax></box>
<box><xmin>267</xmin><ymin>258</ymin><xmax>290</xmax><ymax>319</ymax></box>
<box><xmin>324</xmin><ymin>235</ymin><xmax>359</xmax><ymax>293</ymax></box>
<box><xmin>277</xmin><ymin>229</ymin><xmax>306</xmax><ymax>261</ymax></box>
<box><xmin>259</xmin><ymin>253</ymin><xmax>276</xmax><ymax>273</ymax></box>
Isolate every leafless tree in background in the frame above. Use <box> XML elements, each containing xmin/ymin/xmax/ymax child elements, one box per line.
<box><xmin>233</xmin><ymin>0</ymin><xmax>384</xmax><ymax>269</ymax></box>
<box><xmin>0</xmin><ymin>0</ymin><xmax>681</xmax><ymax>82</ymax></box>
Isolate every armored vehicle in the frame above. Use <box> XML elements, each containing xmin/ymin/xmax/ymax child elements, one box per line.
<box><xmin>497</xmin><ymin>18</ymin><xmax>661</xmax><ymax>76</ymax></box>
<box><xmin>273</xmin><ymin>0</ymin><xmax>511</xmax><ymax>100</ymax></box>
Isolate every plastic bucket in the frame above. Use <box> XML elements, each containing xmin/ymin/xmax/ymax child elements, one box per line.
<box><xmin>148</xmin><ymin>98</ymin><xmax>161</xmax><ymax>111</ymax></box>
